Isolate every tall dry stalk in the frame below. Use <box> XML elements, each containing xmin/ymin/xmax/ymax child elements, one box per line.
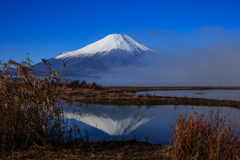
<box><xmin>0</xmin><ymin>57</ymin><xmax>68</xmax><ymax>150</ymax></box>
<box><xmin>171</xmin><ymin>109</ymin><xmax>240</xmax><ymax>160</ymax></box>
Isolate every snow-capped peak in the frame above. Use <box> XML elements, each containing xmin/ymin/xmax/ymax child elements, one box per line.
<box><xmin>54</xmin><ymin>34</ymin><xmax>155</xmax><ymax>59</ymax></box>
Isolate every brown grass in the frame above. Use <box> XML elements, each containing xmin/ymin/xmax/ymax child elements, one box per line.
<box><xmin>0</xmin><ymin>57</ymin><xmax>76</xmax><ymax>150</ymax></box>
<box><xmin>1</xmin><ymin>140</ymin><xmax>173</xmax><ymax>159</ymax></box>
<box><xmin>170</xmin><ymin>109</ymin><xmax>240</xmax><ymax>160</ymax></box>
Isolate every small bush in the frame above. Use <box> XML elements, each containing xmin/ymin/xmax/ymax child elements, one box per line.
<box><xmin>171</xmin><ymin>109</ymin><xmax>240</xmax><ymax>160</ymax></box>
<box><xmin>67</xmin><ymin>80</ymin><xmax>80</xmax><ymax>89</ymax></box>
<box><xmin>67</xmin><ymin>80</ymin><xmax>101</xmax><ymax>89</ymax></box>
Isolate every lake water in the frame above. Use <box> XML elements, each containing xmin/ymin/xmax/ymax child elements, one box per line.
<box><xmin>63</xmin><ymin>103</ymin><xmax>240</xmax><ymax>144</ymax></box>
<box><xmin>136</xmin><ymin>90</ymin><xmax>240</xmax><ymax>101</ymax></box>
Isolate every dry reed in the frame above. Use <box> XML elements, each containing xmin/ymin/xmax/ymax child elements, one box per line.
<box><xmin>171</xmin><ymin>109</ymin><xmax>240</xmax><ymax>160</ymax></box>
<box><xmin>0</xmin><ymin>57</ymin><xmax>76</xmax><ymax>150</ymax></box>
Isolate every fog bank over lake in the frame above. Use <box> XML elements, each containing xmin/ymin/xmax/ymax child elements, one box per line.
<box><xmin>67</xmin><ymin>27</ymin><xmax>240</xmax><ymax>86</ymax></box>
<box><xmin>79</xmin><ymin>50</ymin><xmax>240</xmax><ymax>86</ymax></box>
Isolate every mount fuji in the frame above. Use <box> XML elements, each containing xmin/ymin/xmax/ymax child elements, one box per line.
<box><xmin>34</xmin><ymin>34</ymin><xmax>158</xmax><ymax>74</ymax></box>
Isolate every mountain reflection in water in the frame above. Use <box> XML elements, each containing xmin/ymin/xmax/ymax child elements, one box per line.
<box><xmin>63</xmin><ymin>103</ymin><xmax>240</xmax><ymax>144</ymax></box>
<box><xmin>64</xmin><ymin>104</ymin><xmax>154</xmax><ymax>136</ymax></box>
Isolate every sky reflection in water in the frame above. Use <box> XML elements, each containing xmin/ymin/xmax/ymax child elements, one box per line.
<box><xmin>63</xmin><ymin>102</ymin><xmax>240</xmax><ymax>144</ymax></box>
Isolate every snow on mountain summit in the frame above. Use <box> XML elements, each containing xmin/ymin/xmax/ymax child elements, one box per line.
<box><xmin>55</xmin><ymin>34</ymin><xmax>155</xmax><ymax>59</ymax></box>
<box><xmin>34</xmin><ymin>34</ymin><xmax>158</xmax><ymax>73</ymax></box>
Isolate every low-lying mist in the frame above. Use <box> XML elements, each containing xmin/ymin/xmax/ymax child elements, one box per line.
<box><xmin>73</xmin><ymin>26</ymin><xmax>240</xmax><ymax>86</ymax></box>
<box><xmin>91</xmin><ymin>52</ymin><xmax>240</xmax><ymax>86</ymax></box>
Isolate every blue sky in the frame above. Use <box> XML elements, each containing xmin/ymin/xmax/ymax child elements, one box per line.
<box><xmin>1</xmin><ymin>0</ymin><xmax>240</xmax><ymax>64</ymax></box>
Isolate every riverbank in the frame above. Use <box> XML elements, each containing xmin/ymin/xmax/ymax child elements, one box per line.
<box><xmin>60</xmin><ymin>86</ymin><xmax>240</xmax><ymax>108</ymax></box>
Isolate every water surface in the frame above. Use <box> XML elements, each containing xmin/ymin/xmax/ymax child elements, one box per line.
<box><xmin>63</xmin><ymin>103</ymin><xmax>240</xmax><ymax>144</ymax></box>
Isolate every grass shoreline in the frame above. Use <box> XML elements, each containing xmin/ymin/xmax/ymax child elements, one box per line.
<box><xmin>60</xmin><ymin>86</ymin><xmax>240</xmax><ymax>108</ymax></box>
<box><xmin>102</xmin><ymin>86</ymin><xmax>240</xmax><ymax>92</ymax></box>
